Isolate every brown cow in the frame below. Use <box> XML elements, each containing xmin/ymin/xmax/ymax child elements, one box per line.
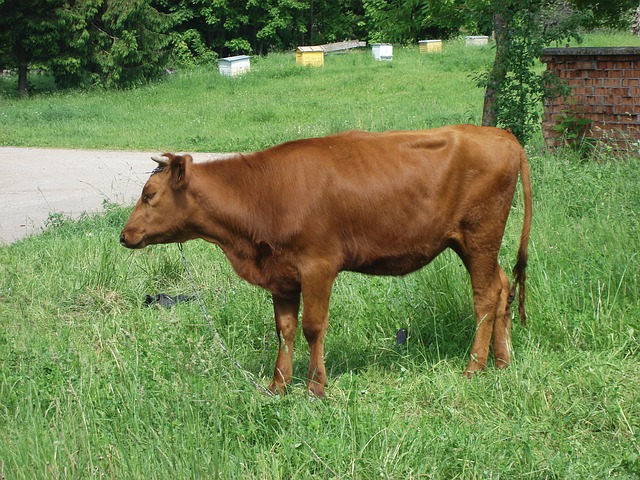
<box><xmin>120</xmin><ymin>124</ymin><xmax>532</xmax><ymax>397</ymax></box>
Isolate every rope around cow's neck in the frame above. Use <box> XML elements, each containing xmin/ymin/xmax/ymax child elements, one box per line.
<box><xmin>177</xmin><ymin>243</ymin><xmax>275</xmax><ymax>397</ymax></box>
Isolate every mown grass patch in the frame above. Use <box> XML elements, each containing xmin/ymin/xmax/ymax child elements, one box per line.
<box><xmin>1</xmin><ymin>41</ymin><xmax>491</xmax><ymax>151</ymax></box>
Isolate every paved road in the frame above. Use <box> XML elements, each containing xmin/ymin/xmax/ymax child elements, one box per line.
<box><xmin>0</xmin><ymin>147</ymin><xmax>225</xmax><ymax>245</ymax></box>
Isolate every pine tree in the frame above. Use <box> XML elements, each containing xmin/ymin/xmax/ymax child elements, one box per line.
<box><xmin>0</xmin><ymin>0</ymin><xmax>69</xmax><ymax>95</ymax></box>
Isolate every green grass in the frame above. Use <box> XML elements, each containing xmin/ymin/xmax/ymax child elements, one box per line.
<box><xmin>1</xmin><ymin>33</ymin><xmax>640</xmax><ymax>478</ymax></box>
<box><xmin>1</xmin><ymin>40</ymin><xmax>491</xmax><ymax>151</ymax></box>
<box><xmin>568</xmin><ymin>29</ymin><xmax>640</xmax><ymax>47</ymax></box>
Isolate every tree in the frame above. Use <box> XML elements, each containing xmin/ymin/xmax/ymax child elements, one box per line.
<box><xmin>303</xmin><ymin>0</ymin><xmax>366</xmax><ymax>45</ymax></box>
<box><xmin>53</xmin><ymin>0</ymin><xmax>176</xmax><ymax>88</ymax></box>
<box><xmin>477</xmin><ymin>0</ymin><xmax>587</xmax><ymax>144</ymax></box>
<box><xmin>363</xmin><ymin>0</ymin><xmax>468</xmax><ymax>44</ymax></box>
<box><xmin>0</xmin><ymin>0</ymin><xmax>69</xmax><ymax>95</ymax></box>
<box><xmin>0</xmin><ymin>0</ymin><xmax>175</xmax><ymax>93</ymax></box>
<box><xmin>573</xmin><ymin>0</ymin><xmax>637</xmax><ymax>29</ymax></box>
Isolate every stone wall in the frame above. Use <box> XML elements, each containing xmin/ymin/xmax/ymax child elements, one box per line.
<box><xmin>540</xmin><ymin>47</ymin><xmax>640</xmax><ymax>150</ymax></box>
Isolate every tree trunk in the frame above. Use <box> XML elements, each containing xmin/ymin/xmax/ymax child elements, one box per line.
<box><xmin>482</xmin><ymin>12</ymin><xmax>508</xmax><ymax>126</ymax></box>
<box><xmin>18</xmin><ymin>63</ymin><xmax>28</xmax><ymax>97</ymax></box>
<box><xmin>632</xmin><ymin>5</ymin><xmax>640</xmax><ymax>35</ymax></box>
<box><xmin>309</xmin><ymin>0</ymin><xmax>315</xmax><ymax>44</ymax></box>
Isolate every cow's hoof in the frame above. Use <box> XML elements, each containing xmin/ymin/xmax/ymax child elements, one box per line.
<box><xmin>307</xmin><ymin>383</ymin><xmax>326</xmax><ymax>398</ymax></box>
<box><xmin>267</xmin><ymin>381</ymin><xmax>287</xmax><ymax>396</ymax></box>
<box><xmin>495</xmin><ymin>357</ymin><xmax>510</xmax><ymax>369</ymax></box>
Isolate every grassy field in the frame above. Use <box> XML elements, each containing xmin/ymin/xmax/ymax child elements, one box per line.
<box><xmin>1</xmin><ymin>33</ymin><xmax>640</xmax><ymax>478</ymax></box>
<box><xmin>0</xmin><ymin>40</ymin><xmax>490</xmax><ymax>152</ymax></box>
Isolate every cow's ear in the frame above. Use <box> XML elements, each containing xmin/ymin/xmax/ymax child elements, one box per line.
<box><xmin>169</xmin><ymin>154</ymin><xmax>193</xmax><ymax>190</ymax></box>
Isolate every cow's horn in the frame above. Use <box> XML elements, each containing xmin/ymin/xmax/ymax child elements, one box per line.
<box><xmin>151</xmin><ymin>155</ymin><xmax>170</xmax><ymax>166</ymax></box>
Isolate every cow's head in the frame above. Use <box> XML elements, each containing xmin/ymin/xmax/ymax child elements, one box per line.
<box><xmin>120</xmin><ymin>153</ymin><xmax>196</xmax><ymax>249</ymax></box>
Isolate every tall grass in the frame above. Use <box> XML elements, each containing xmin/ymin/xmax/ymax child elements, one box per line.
<box><xmin>1</xmin><ymin>34</ymin><xmax>640</xmax><ymax>478</ymax></box>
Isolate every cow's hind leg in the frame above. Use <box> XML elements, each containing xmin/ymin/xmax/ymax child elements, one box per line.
<box><xmin>492</xmin><ymin>268</ymin><xmax>512</xmax><ymax>369</ymax></box>
<box><xmin>268</xmin><ymin>293</ymin><xmax>300</xmax><ymax>395</ymax></box>
<box><xmin>461</xmin><ymin>254</ymin><xmax>504</xmax><ymax>376</ymax></box>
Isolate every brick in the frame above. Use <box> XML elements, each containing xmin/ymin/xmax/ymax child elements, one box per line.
<box><xmin>587</xmin><ymin>69</ymin><xmax>607</xmax><ymax>78</ymax></box>
<box><xmin>586</xmin><ymin>95</ymin><xmax>604</xmax><ymax>105</ymax></box>
<box><xmin>613</xmin><ymin>61</ymin><xmax>632</xmax><ymax>69</ymax></box>
<box><xmin>573</xmin><ymin>86</ymin><xmax>593</xmax><ymax>96</ymax></box>
<box><xmin>616</xmin><ymin>95</ymin><xmax>629</xmax><ymax>105</ymax></box>
<box><xmin>576</xmin><ymin>61</ymin><xmax>597</xmax><ymax>70</ymax></box>
<box><xmin>612</xmin><ymin>105</ymin><xmax>640</xmax><ymax>117</ymax></box>
<box><xmin>611</xmin><ymin>87</ymin><xmax>630</xmax><ymax>96</ymax></box>
<box><xmin>585</xmin><ymin>77</ymin><xmax>604</xmax><ymax>87</ymax></box>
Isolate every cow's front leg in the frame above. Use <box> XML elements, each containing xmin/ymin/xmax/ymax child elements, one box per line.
<box><xmin>300</xmin><ymin>265</ymin><xmax>336</xmax><ymax>397</ymax></box>
<box><xmin>268</xmin><ymin>293</ymin><xmax>300</xmax><ymax>395</ymax></box>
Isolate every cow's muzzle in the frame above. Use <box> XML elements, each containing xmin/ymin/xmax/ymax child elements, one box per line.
<box><xmin>119</xmin><ymin>231</ymin><xmax>143</xmax><ymax>249</ymax></box>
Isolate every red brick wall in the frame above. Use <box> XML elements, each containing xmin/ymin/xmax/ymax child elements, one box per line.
<box><xmin>540</xmin><ymin>47</ymin><xmax>640</xmax><ymax>150</ymax></box>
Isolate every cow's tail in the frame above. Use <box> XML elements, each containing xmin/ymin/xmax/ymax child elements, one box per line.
<box><xmin>509</xmin><ymin>147</ymin><xmax>532</xmax><ymax>327</ymax></box>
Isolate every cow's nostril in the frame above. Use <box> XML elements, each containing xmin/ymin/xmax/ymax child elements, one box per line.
<box><xmin>119</xmin><ymin>233</ymin><xmax>126</xmax><ymax>245</ymax></box>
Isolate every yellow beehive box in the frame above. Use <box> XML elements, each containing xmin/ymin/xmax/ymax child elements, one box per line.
<box><xmin>296</xmin><ymin>46</ymin><xmax>325</xmax><ymax>67</ymax></box>
<box><xmin>419</xmin><ymin>40</ymin><xmax>442</xmax><ymax>53</ymax></box>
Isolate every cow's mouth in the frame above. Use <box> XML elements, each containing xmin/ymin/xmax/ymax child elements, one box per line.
<box><xmin>119</xmin><ymin>232</ymin><xmax>146</xmax><ymax>249</ymax></box>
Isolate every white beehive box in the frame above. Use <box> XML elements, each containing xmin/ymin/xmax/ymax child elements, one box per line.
<box><xmin>372</xmin><ymin>43</ymin><xmax>393</xmax><ymax>61</ymax></box>
<box><xmin>218</xmin><ymin>55</ymin><xmax>251</xmax><ymax>76</ymax></box>
<box><xmin>466</xmin><ymin>36</ymin><xmax>489</xmax><ymax>46</ymax></box>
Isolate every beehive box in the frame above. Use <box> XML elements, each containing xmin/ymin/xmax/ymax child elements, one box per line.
<box><xmin>372</xmin><ymin>43</ymin><xmax>393</xmax><ymax>61</ymax></box>
<box><xmin>466</xmin><ymin>36</ymin><xmax>489</xmax><ymax>46</ymax></box>
<box><xmin>296</xmin><ymin>46</ymin><xmax>325</xmax><ymax>66</ymax></box>
<box><xmin>218</xmin><ymin>55</ymin><xmax>251</xmax><ymax>76</ymax></box>
<box><xmin>419</xmin><ymin>40</ymin><xmax>442</xmax><ymax>53</ymax></box>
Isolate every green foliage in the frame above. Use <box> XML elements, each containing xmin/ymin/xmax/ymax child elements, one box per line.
<box><xmin>0</xmin><ymin>0</ymin><xmax>175</xmax><ymax>91</ymax></box>
<box><xmin>304</xmin><ymin>0</ymin><xmax>366</xmax><ymax>45</ymax></box>
<box><xmin>363</xmin><ymin>0</ymin><xmax>470</xmax><ymax>44</ymax></box>
<box><xmin>574</xmin><ymin>0</ymin><xmax>638</xmax><ymax>29</ymax></box>
<box><xmin>55</xmin><ymin>0</ymin><xmax>176</xmax><ymax>89</ymax></box>
<box><xmin>552</xmin><ymin>108</ymin><xmax>594</xmax><ymax>149</ymax></box>
<box><xmin>1</xmin><ymin>0</ymin><xmax>636</xmax><ymax>95</ymax></box>
<box><xmin>156</xmin><ymin>0</ymin><xmax>309</xmax><ymax>56</ymax></box>
<box><xmin>0</xmin><ymin>0</ymin><xmax>70</xmax><ymax>94</ymax></box>
<box><xmin>170</xmin><ymin>29</ymin><xmax>218</xmax><ymax>67</ymax></box>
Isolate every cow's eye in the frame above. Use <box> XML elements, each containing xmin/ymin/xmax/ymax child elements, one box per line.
<box><xmin>143</xmin><ymin>192</ymin><xmax>156</xmax><ymax>203</ymax></box>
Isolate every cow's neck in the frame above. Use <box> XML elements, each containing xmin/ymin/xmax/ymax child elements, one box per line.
<box><xmin>186</xmin><ymin>157</ymin><xmax>297</xmax><ymax>292</ymax></box>
<box><xmin>188</xmin><ymin>157</ymin><xmax>269</xmax><ymax>253</ymax></box>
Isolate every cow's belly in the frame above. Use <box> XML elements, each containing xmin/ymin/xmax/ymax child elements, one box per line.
<box><xmin>347</xmin><ymin>250</ymin><xmax>441</xmax><ymax>276</ymax></box>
